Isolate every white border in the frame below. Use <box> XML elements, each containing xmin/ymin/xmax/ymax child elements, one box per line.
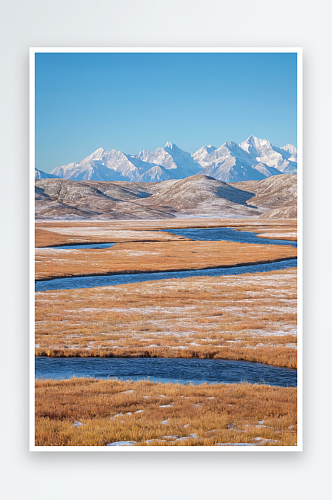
<box><xmin>29</xmin><ymin>47</ymin><xmax>302</xmax><ymax>452</ymax></box>
<box><xmin>29</xmin><ymin>50</ymin><xmax>36</xmax><ymax>451</ymax></box>
<box><xmin>297</xmin><ymin>48</ymin><xmax>303</xmax><ymax>452</ymax></box>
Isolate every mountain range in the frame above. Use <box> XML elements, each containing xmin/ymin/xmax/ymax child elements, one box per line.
<box><xmin>35</xmin><ymin>168</ymin><xmax>58</xmax><ymax>180</ymax></box>
<box><xmin>35</xmin><ymin>135</ymin><xmax>297</xmax><ymax>184</ymax></box>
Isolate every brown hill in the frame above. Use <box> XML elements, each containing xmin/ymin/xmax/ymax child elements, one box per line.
<box><xmin>35</xmin><ymin>174</ymin><xmax>296</xmax><ymax>220</ymax></box>
<box><xmin>230</xmin><ymin>175</ymin><xmax>297</xmax><ymax>219</ymax></box>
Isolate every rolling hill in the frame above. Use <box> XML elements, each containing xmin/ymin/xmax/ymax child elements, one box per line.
<box><xmin>229</xmin><ymin>175</ymin><xmax>297</xmax><ymax>219</ymax></box>
<box><xmin>35</xmin><ymin>174</ymin><xmax>296</xmax><ymax>220</ymax></box>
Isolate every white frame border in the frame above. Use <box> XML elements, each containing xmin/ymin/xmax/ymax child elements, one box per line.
<box><xmin>29</xmin><ymin>46</ymin><xmax>303</xmax><ymax>453</ymax></box>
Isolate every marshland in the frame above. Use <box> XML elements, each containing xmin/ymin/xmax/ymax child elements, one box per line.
<box><xmin>34</xmin><ymin>217</ymin><xmax>297</xmax><ymax>447</ymax></box>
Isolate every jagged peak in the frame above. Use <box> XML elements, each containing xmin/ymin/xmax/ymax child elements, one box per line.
<box><xmin>281</xmin><ymin>144</ymin><xmax>297</xmax><ymax>154</ymax></box>
<box><xmin>165</xmin><ymin>141</ymin><xmax>179</xmax><ymax>150</ymax></box>
<box><xmin>244</xmin><ymin>135</ymin><xmax>271</xmax><ymax>147</ymax></box>
<box><xmin>193</xmin><ymin>144</ymin><xmax>216</xmax><ymax>155</ymax></box>
<box><xmin>203</xmin><ymin>144</ymin><xmax>217</xmax><ymax>152</ymax></box>
<box><xmin>89</xmin><ymin>147</ymin><xmax>105</xmax><ymax>159</ymax></box>
<box><xmin>222</xmin><ymin>141</ymin><xmax>238</xmax><ymax>149</ymax></box>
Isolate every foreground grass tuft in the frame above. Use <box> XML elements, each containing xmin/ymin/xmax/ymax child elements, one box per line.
<box><xmin>35</xmin><ymin>378</ymin><xmax>297</xmax><ymax>447</ymax></box>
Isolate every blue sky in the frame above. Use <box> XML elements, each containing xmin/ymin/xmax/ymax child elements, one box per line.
<box><xmin>35</xmin><ymin>52</ymin><xmax>297</xmax><ymax>172</ymax></box>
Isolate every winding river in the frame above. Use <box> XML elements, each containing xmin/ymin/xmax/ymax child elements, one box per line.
<box><xmin>35</xmin><ymin>227</ymin><xmax>297</xmax><ymax>385</ymax></box>
<box><xmin>35</xmin><ymin>227</ymin><xmax>297</xmax><ymax>292</ymax></box>
<box><xmin>45</xmin><ymin>242</ymin><xmax>116</xmax><ymax>250</ymax></box>
<box><xmin>35</xmin><ymin>258</ymin><xmax>297</xmax><ymax>292</ymax></box>
<box><xmin>35</xmin><ymin>357</ymin><xmax>297</xmax><ymax>387</ymax></box>
<box><xmin>164</xmin><ymin>227</ymin><xmax>297</xmax><ymax>248</ymax></box>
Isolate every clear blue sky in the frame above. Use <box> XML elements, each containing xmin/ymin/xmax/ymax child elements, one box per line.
<box><xmin>35</xmin><ymin>52</ymin><xmax>297</xmax><ymax>172</ymax></box>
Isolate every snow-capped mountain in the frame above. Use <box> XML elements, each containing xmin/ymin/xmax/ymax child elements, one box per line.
<box><xmin>48</xmin><ymin>136</ymin><xmax>297</xmax><ymax>183</ymax></box>
<box><xmin>137</xmin><ymin>142</ymin><xmax>202</xmax><ymax>179</ymax></box>
<box><xmin>51</xmin><ymin>148</ymin><xmax>161</xmax><ymax>182</ymax></box>
<box><xmin>136</xmin><ymin>165</ymin><xmax>173</xmax><ymax>182</ymax></box>
<box><xmin>35</xmin><ymin>168</ymin><xmax>59</xmax><ymax>179</ymax></box>
<box><xmin>196</xmin><ymin>141</ymin><xmax>283</xmax><ymax>182</ymax></box>
<box><xmin>192</xmin><ymin>145</ymin><xmax>217</xmax><ymax>164</ymax></box>
<box><xmin>239</xmin><ymin>135</ymin><xmax>297</xmax><ymax>174</ymax></box>
<box><xmin>281</xmin><ymin>144</ymin><xmax>297</xmax><ymax>163</ymax></box>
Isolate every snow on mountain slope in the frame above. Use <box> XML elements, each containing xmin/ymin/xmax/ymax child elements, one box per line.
<box><xmin>281</xmin><ymin>144</ymin><xmax>297</xmax><ymax>156</ymax></box>
<box><xmin>35</xmin><ymin>168</ymin><xmax>59</xmax><ymax>179</ymax></box>
<box><xmin>281</xmin><ymin>144</ymin><xmax>297</xmax><ymax>163</ymax></box>
<box><xmin>191</xmin><ymin>145</ymin><xmax>217</xmax><ymax>163</ymax></box>
<box><xmin>250</xmin><ymin>162</ymin><xmax>283</xmax><ymax>178</ymax></box>
<box><xmin>195</xmin><ymin>142</ymin><xmax>270</xmax><ymax>182</ymax></box>
<box><xmin>136</xmin><ymin>165</ymin><xmax>174</xmax><ymax>182</ymax></box>
<box><xmin>239</xmin><ymin>135</ymin><xmax>297</xmax><ymax>174</ymax></box>
<box><xmin>137</xmin><ymin>142</ymin><xmax>202</xmax><ymax>179</ymax></box>
<box><xmin>48</xmin><ymin>136</ymin><xmax>297</xmax><ymax>184</ymax></box>
<box><xmin>51</xmin><ymin>148</ymin><xmax>159</xmax><ymax>182</ymax></box>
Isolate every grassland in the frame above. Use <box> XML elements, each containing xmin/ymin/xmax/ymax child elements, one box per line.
<box><xmin>35</xmin><ymin>268</ymin><xmax>297</xmax><ymax>368</ymax></box>
<box><xmin>35</xmin><ymin>378</ymin><xmax>297</xmax><ymax>447</ymax></box>
<box><xmin>35</xmin><ymin>218</ymin><xmax>298</xmax><ymax>447</ymax></box>
<box><xmin>36</xmin><ymin>218</ymin><xmax>297</xmax><ymax>247</ymax></box>
<box><xmin>35</xmin><ymin>226</ymin><xmax>186</xmax><ymax>248</ymax></box>
<box><xmin>35</xmin><ymin>239</ymin><xmax>296</xmax><ymax>281</ymax></box>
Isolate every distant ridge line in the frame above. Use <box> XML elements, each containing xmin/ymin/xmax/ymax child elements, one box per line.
<box><xmin>36</xmin><ymin>135</ymin><xmax>297</xmax><ymax>184</ymax></box>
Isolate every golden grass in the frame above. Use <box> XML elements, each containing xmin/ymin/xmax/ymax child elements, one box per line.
<box><xmin>35</xmin><ymin>239</ymin><xmax>296</xmax><ymax>280</ymax></box>
<box><xmin>36</xmin><ymin>218</ymin><xmax>297</xmax><ymax>231</ymax></box>
<box><xmin>34</xmin><ymin>219</ymin><xmax>298</xmax><ymax>448</ymax></box>
<box><xmin>234</xmin><ymin>226</ymin><xmax>297</xmax><ymax>242</ymax></box>
<box><xmin>35</xmin><ymin>227</ymin><xmax>186</xmax><ymax>248</ymax></box>
<box><xmin>35</xmin><ymin>378</ymin><xmax>297</xmax><ymax>447</ymax></box>
<box><xmin>35</xmin><ymin>268</ymin><xmax>297</xmax><ymax>368</ymax></box>
<box><xmin>35</xmin><ymin>219</ymin><xmax>297</xmax><ymax>367</ymax></box>
<box><xmin>36</xmin><ymin>218</ymin><xmax>297</xmax><ymax>247</ymax></box>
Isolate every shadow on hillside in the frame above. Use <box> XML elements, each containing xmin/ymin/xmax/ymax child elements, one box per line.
<box><xmin>215</xmin><ymin>185</ymin><xmax>256</xmax><ymax>207</ymax></box>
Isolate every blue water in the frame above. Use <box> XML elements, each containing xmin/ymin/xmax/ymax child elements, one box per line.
<box><xmin>45</xmin><ymin>243</ymin><xmax>116</xmax><ymax>250</ymax></box>
<box><xmin>165</xmin><ymin>227</ymin><xmax>297</xmax><ymax>247</ymax></box>
<box><xmin>36</xmin><ymin>227</ymin><xmax>297</xmax><ymax>292</ymax></box>
<box><xmin>35</xmin><ymin>227</ymin><xmax>298</xmax><ymax>387</ymax></box>
<box><xmin>35</xmin><ymin>258</ymin><xmax>297</xmax><ymax>292</ymax></box>
<box><xmin>35</xmin><ymin>357</ymin><xmax>297</xmax><ymax>387</ymax></box>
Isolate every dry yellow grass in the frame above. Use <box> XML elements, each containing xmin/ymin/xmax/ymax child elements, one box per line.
<box><xmin>36</xmin><ymin>218</ymin><xmax>297</xmax><ymax>231</ymax></box>
<box><xmin>35</xmin><ymin>268</ymin><xmax>297</xmax><ymax>368</ymax></box>
<box><xmin>35</xmin><ymin>378</ymin><xmax>297</xmax><ymax>447</ymax></box>
<box><xmin>35</xmin><ymin>218</ymin><xmax>297</xmax><ymax>247</ymax></box>
<box><xmin>35</xmin><ymin>227</ymin><xmax>186</xmax><ymax>248</ymax></box>
<box><xmin>34</xmin><ymin>218</ymin><xmax>298</xmax><ymax>448</ymax></box>
<box><xmin>35</xmin><ymin>219</ymin><xmax>297</xmax><ymax>366</ymax></box>
<box><xmin>35</xmin><ymin>239</ymin><xmax>296</xmax><ymax>281</ymax></box>
<box><xmin>233</xmin><ymin>225</ymin><xmax>297</xmax><ymax>242</ymax></box>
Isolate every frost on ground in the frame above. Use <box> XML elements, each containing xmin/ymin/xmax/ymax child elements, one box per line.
<box><xmin>35</xmin><ymin>378</ymin><xmax>297</xmax><ymax>447</ymax></box>
<box><xmin>72</xmin><ymin>420</ymin><xmax>85</xmax><ymax>428</ymax></box>
<box><xmin>37</xmin><ymin>227</ymin><xmax>184</xmax><ymax>242</ymax></box>
<box><xmin>35</xmin><ymin>237</ymin><xmax>296</xmax><ymax>280</ymax></box>
<box><xmin>108</xmin><ymin>441</ymin><xmax>136</xmax><ymax>446</ymax></box>
<box><xmin>36</xmin><ymin>268</ymin><xmax>297</xmax><ymax>367</ymax></box>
